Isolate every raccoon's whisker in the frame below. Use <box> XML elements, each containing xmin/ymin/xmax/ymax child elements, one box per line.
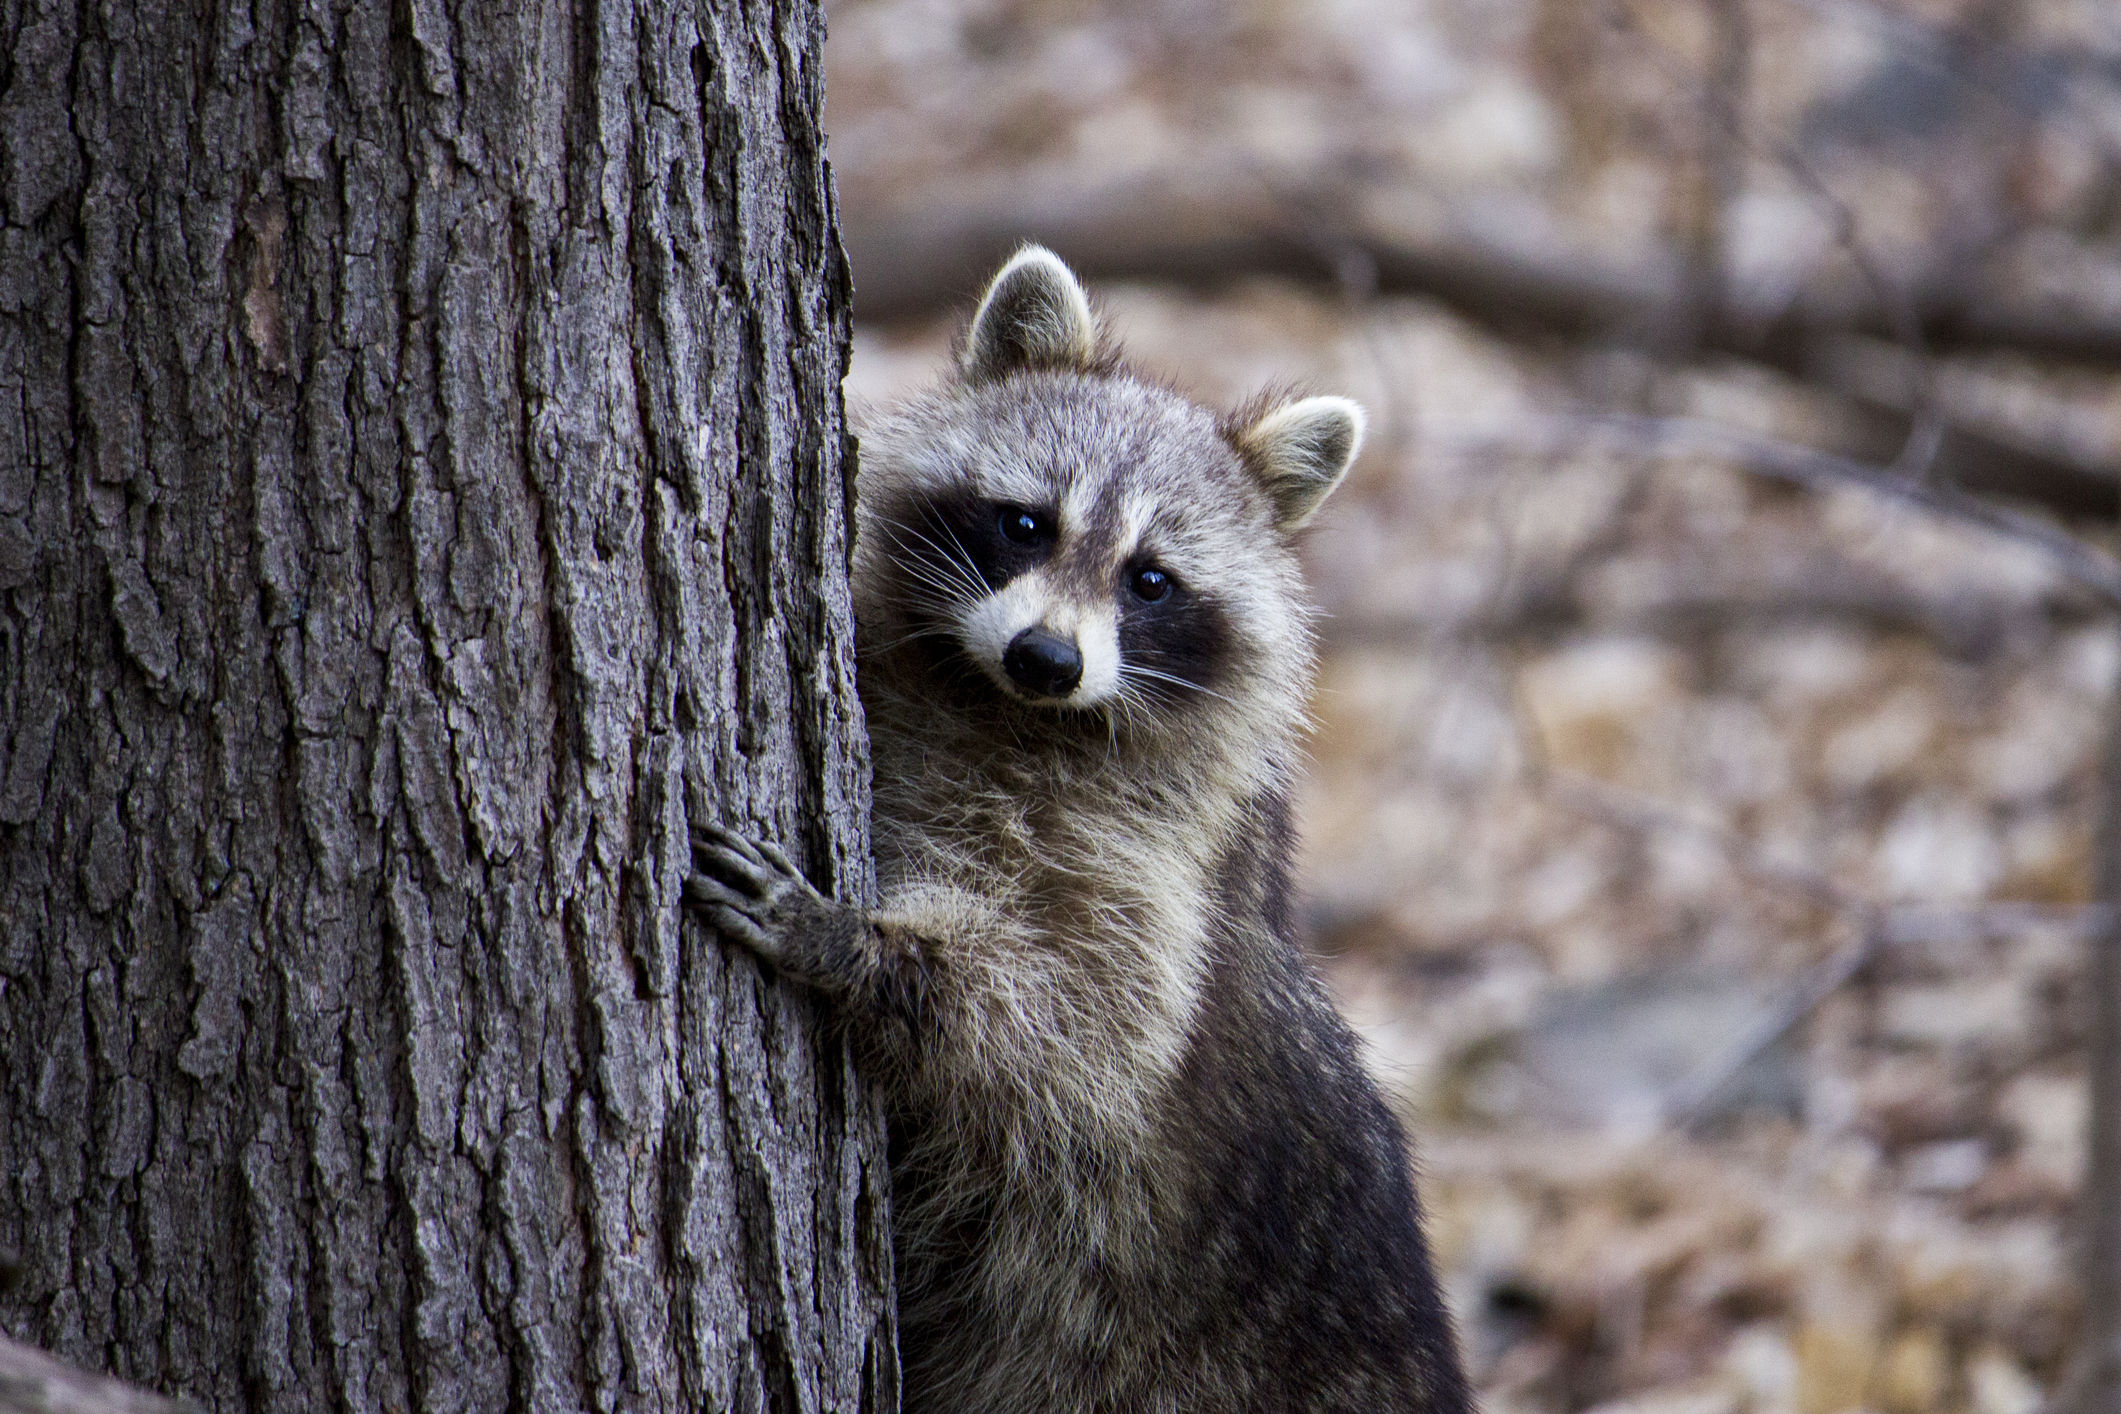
<box><xmin>924</xmin><ymin>515</ymin><xmax>990</xmax><ymax>596</ymax></box>
<box><xmin>887</xmin><ymin>575</ymin><xmax>955</xmax><ymax>613</ymax></box>
<box><xmin>898</xmin><ymin>536</ymin><xmax>984</xmax><ymax>600</ymax></box>
<box><xmin>1106</xmin><ymin>684</ymin><xmax>1153</xmax><ymax>742</ymax></box>
<box><xmin>900</xmin><ymin>516</ymin><xmax>992</xmax><ymax>602</ymax></box>
<box><xmin>865</xmin><ymin>622</ymin><xmax>962</xmax><ymax>655</ymax></box>
<box><xmin>1088</xmin><ymin>699</ymin><xmax>1123</xmax><ymax>760</ymax></box>
<box><xmin>896</xmin><ymin>573</ymin><xmax>977</xmax><ymax>618</ymax></box>
<box><xmin>888</xmin><ymin>526</ymin><xmax>989</xmax><ymax>607</ymax></box>
<box><xmin>1119</xmin><ymin>662</ymin><xmax>1238</xmax><ymax>708</ymax></box>
<box><xmin>888</xmin><ymin>543</ymin><xmax>984</xmax><ymax>605</ymax></box>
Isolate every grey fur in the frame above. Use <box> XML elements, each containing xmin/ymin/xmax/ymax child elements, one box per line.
<box><xmin>960</xmin><ymin>245</ymin><xmax>1104</xmax><ymax>381</ymax></box>
<box><xmin>691</xmin><ymin>247</ymin><xmax>1470</xmax><ymax>1413</ymax></box>
<box><xmin>1233</xmin><ymin>394</ymin><xmax>1368</xmax><ymax>530</ymax></box>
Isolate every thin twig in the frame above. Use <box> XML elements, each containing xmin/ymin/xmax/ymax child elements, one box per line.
<box><xmin>1612</xmin><ymin>0</ymin><xmax>1940</xmax><ymax>437</ymax></box>
<box><xmin>1780</xmin><ymin>0</ymin><xmax>2121</xmax><ymax>166</ymax></box>
<box><xmin>839</xmin><ymin>181</ymin><xmax>2121</xmax><ymax>364</ymax></box>
<box><xmin>1674</xmin><ymin>924</ymin><xmax>1881</xmax><ymax>1131</ymax></box>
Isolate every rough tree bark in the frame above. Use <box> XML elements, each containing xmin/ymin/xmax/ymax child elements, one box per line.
<box><xmin>0</xmin><ymin>3</ymin><xmax>895</xmax><ymax>1412</ymax></box>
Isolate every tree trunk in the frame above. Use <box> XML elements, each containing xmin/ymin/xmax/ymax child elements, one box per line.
<box><xmin>0</xmin><ymin>3</ymin><xmax>894</xmax><ymax>1411</ymax></box>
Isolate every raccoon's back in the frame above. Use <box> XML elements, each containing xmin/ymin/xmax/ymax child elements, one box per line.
<box><xmin>1150</xmin><ymin>932</ymin><xmax>1471</xmax><ymax>1411</ymax></box>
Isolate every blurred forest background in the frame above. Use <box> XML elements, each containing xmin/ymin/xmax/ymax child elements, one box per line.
<box><xmin>820</xmin><ymin>1</ymin><xmax>2121</xmax><ymax>1411</ymax></box>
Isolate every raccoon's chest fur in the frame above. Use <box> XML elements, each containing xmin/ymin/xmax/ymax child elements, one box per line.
<box><xmin>864</xmin><ymin>692</ymin><xmax>1236</xmax><ymax>1134</ymax></box>
<box><xmin>863</xmin><ymin>693</ymin><xmax>1244</xmax><ymax>1411</ymax></box>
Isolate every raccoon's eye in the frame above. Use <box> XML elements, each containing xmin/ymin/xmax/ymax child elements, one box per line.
<box><xmin>999</xmin><ymin>508</ymin><xmax>1050</xmax><ymax>545</ymax></box>
<box><xmin>1130</xmin><ymin>567</ymin><xmax>1172</xmax><ymax>603</ymax></box>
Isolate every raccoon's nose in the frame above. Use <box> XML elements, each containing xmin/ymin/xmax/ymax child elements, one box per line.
<box><xmin>1003</xmin><ymin>627</ymin><xmax>1084</xmax><ymax>698</ymax></box>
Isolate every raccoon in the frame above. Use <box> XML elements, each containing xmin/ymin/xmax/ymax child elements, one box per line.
<box><xmin>690</xmin><ymin>247</ymin><xmax>1470</xmax><ymax>1413</ymax></box>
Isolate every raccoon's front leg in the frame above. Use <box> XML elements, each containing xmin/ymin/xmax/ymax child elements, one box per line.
<box><xmin>687</xmin><ymin>822</ymin><xmax>930</xmax><ymax>1026</ymax></box>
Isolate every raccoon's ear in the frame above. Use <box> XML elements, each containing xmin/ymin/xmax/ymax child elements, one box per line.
<box><xmin>1231</xmin><ymin>396</ymin><xmax>1366</xmax><ymax>531</ymax></box>
<box><xmin>960</xmin><ymin>245</ymin><xmax>1099</xmax><ymax>382</ymax></box>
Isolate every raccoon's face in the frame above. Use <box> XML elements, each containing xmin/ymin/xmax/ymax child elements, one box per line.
<box><xmin>874</xmin><ymin>396</ymin><xmax>1245</xmax><ymax>715</ymax></box>
<box><xmin>855</xmin><ymin>247</ymin><xmax>1364</xmax><ymax>732</ymax></box>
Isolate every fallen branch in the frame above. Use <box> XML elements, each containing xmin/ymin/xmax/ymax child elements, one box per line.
<box><xmin>1321</xmin><ymin>576</ymin><xmax>2076</xmax><ymax>659</ymax></box>
<box><xmin>1802</xmin><ymin>335</ymin><xmax>2121</xmax><ymax>520</ymax></box>
<box><xmin>842</xmin><ymin>179</ymin><xmax>2121</xmax><ymax>365</ymax></box>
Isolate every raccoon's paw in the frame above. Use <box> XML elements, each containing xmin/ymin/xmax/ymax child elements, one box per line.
<box><xmin>685</xmin><ymin>823</ymin><xmax>831</xmax><ymax>968</ymax></box>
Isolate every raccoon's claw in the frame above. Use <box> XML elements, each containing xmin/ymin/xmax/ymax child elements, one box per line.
<box><xmin>686</xmin><ymin>822</ymin><xmax>819</xmax><ymax>966</ymax></box>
